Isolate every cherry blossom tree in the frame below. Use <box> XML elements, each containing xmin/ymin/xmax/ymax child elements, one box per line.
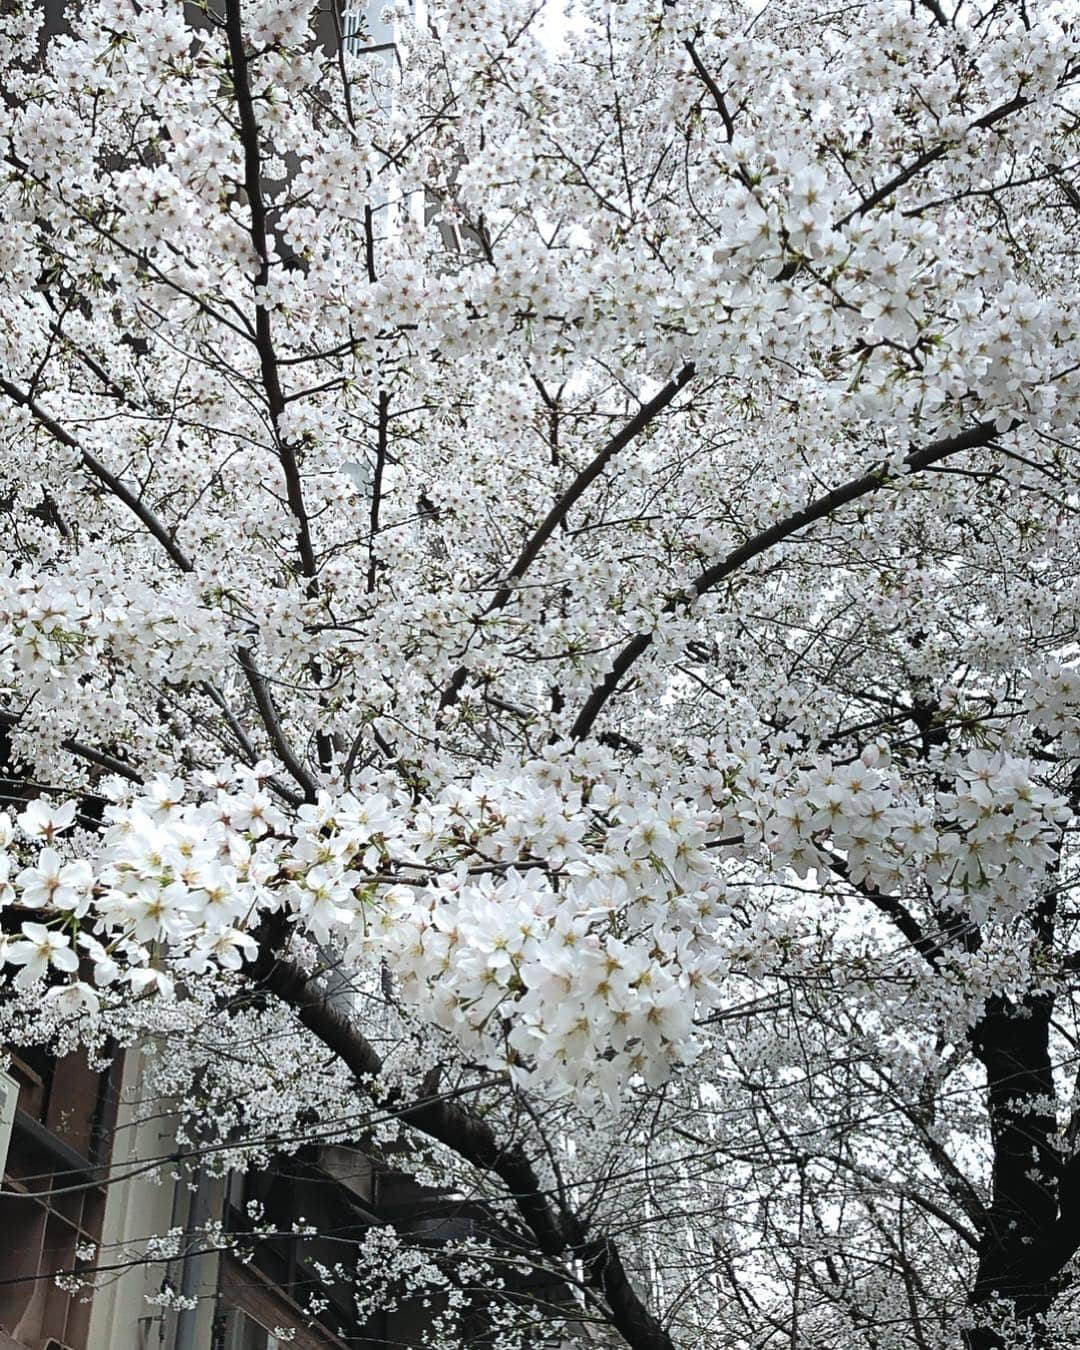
<box><xmin>1</xmin><ymin>0</ymin><xmax>1080</xmax><ymax>1345</ymax></box>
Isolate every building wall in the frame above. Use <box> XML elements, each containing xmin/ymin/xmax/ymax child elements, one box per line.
<box><xmin>0</xmin><ymin>1048</ymin><xmax>118</xmax><ymax>1350</ymax></box>
<box><xmin>84</xmin><ymin>1047</ymin><xmax>221</xmax><ymax>1350</ymax></box>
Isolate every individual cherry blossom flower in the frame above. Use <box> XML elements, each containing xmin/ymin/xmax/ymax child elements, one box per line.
<box><xmin>180</xmin><ymin>863</ymin><xmax>249</xmax><ymax>927</ymax></box>
<box><xmin>17</xmin><ymin>798</ymin><xmax>77</xmax><ymax>843</ymax></box>
<box><xmin>890</xmin><ymin>807</ymin><xmax>937</xmax><ymax>856</ymax></box>
<box><xmin>16</xmin><ymin>849</ymin><xmax>94</xmax><ymax>915</ymax></box>
<box><xmin>861</xmin><ymin>294</ymin><xmax>920</xmax><ymax>345</ymax></box>
<box><xmin>126</xmin><ymin>968</ymin><xmax>175</xmax><ymax>999</ymax></box>
<box><xmin>290</xmin><ymin>866</ymin><xmax>353</xmax><ymax>943</ymax></box>
<box><xmin>142</xmin><ymin>775</ymin><xmax>187</xmax><ymax>820</ymax></box>
<box><xmin>225</xmin><ymin>787</ymin><xmax>287</xmax><ymax>838</ymax></box>
<box><xmin>185</xmin><ymin>927</ymin><xmax>258</xmax><ymax>974</ymax></box>
<box><xmin>5</xmin><ymin>922</ymin><xmax>79</xmax><ymax>987</ymax></box>
<box><xmin>43</xmin><ymin>980</ymin><xmax>101</xmax><ymax>1016</ymax></box>
<box><xmin>76</xmin><ymin>933</ymin><xmax>120</xmax><ymax>987</ymax></box>
<box><xmin>118</xmin><ymin>881</ymin><xmax>195</xmax><ymax>943</ymax></box>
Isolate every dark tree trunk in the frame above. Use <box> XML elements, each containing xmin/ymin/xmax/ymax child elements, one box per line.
<box><xmin>965</xmin><ymin>992</ymin><xmax>1061</xmax><ymax>1349</ymax></box>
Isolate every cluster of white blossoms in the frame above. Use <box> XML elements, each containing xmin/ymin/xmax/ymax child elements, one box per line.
<box><xmin>729</xmin><ymin>746</ymin><xmax>1068</xmax><ymax>921</ymax></box>
<box><xmin>1023</xmin><ymin>661</ymin><xmax>1080</xmax><ymax>755</ymax></box>
<box><xmin>0</xmin><ymin>733</ymin><xmax>1067</xmax><ymax>1097</ymax></box>
<box><xmin>0</xmin><ymin>563</ymin><xmax>227</xmax><ymax>698</ymax></box>
<box><xmin>374</xmin><ymin>863</ymin><xmax>717</xmax><ymax>1097</ymax></box>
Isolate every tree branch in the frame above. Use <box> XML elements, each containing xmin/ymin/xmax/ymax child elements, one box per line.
<box><xmin>0</xmin><ymin>376</ymin><xmax>318</xmax><ymax>796</ymax></box>
<box><xmin>222</xmin><ymin>0</ymin><xmax>318</xmax><ymax>585</ymax></box>
<box><xmin>0</xmin><ymin>375</ymin><xmax>194</xmax><ymax>573</ymax></box>
<box><xmin>439</xmin><ymin>363</ymin><xmax>695</xmax><ymax>714</ymax></box>
<box><xmin>836</xmin><ymin>95</ymin><xmax>1029</xmax><ymax>225</ymax></box>
<box><xmin>0</xmin><ymin>708</ymin><xmax>140</xmax><ymax>782</ymax></box>
<box><xmin>260</xmin><ymin>955</ymin><xmax>678</xmax><ymax>1350</ymax></box>
<box><xmin>822</xmin><ymin>845</ymin><xmax>946</xmax><ymax>970</ymax></box>
<box><xmin>570</xmin><ymin>419</ymin><xmax>1003</xmax><ymax>741</ymax></box>
<box><xmin>236</xmin><ymin>647</ymin><xmax>319</xmax><ymax>800</ymax></box>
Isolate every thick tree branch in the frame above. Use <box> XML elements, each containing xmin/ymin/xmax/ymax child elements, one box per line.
<box><xmin>914</xmin><ymin>0</ymin><xmax>949</xmax><ymax>28</ymax></box>
<box><xmin>236</xmin><ymin>647</ymin><xmax>319</xmax><ymax>800</ymax></box>
<box><xmin>367</xmin><ymin>390</ymin><xmax>390</xmax><ymax>594</ymax></box>
<box><xmin>0</xmin><ymin>708</ymin><xmax>139</xmax><ymax>782</ymax></box>
<box><xmin>259</xmin><ymin>955</ymin><xmax>678</xmax><ymax>1350</ymax></box>
<box><xmin>836</xmin><ymin>94</ymin><xmax>1030</xmax><ymax>225</ymax></box>
<box><xmin>683</xmin><ymin>41</ymin><xmax>736</xmax><ymax>142</ymax></box>
<box><xmin>570</xmin><ymin>419</ymin><xmax>1003</xmax><ymax>741</ymax></box>
<box><xmin>0</xmin><ymin>375</ymin><xmax>195</xmax><ymax>573</ymax></box>
<box><xmin>967</xmin><ymin>992</ymin><xmax>1061</xmax><ymax>1340</ymax></box>
<box><xmin>822</xmin><ymin>845</ymin><xmax>946</xmax><ymax>970</ymax></box>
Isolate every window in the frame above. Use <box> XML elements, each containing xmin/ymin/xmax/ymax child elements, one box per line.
<box><xmin>0</xmin><ymin>1068</ymin><xmax>16</xmax><ymax>1175</ymax></box>
<box><xmin>221</xmin><ymin>1307</ymin><xmax>285</xmax><ymax>1350</ymax></box>
<box><xmin>0</xmin><ymin>1050</ymin><xmax>117</xmax><ymax>1350</ymax></box>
